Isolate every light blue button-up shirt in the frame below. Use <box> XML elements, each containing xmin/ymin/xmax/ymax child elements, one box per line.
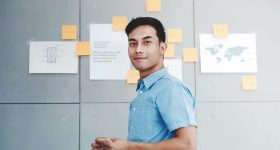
<box><xmin>127</xmin><ymin>67</ymin><xmax>197</xmax><ymax>142</ymax></box>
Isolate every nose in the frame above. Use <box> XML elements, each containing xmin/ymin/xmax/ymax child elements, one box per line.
<box><xmin>135</xmin><ymin>44</ymin><xmax>143</xmax><ymax>54</ymax></box>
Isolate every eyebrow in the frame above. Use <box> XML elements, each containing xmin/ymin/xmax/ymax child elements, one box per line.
<box><xmin>142</xmin><ymin>36</ymin><xmax>152</xmax><ymax>40</ymax></box>
<box><xmin>128</xmin><ymin>38</ymin><xmax>136</xmax><ymax>42</ymax></box>
<box><xmin>128</xmin><ymin>36</ymin><xmax>153</xmax><ymax>41</ymax></box>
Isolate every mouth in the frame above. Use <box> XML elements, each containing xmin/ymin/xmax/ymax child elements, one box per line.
<box><xmin>133</xmin><ymin>57</ymin><xmax>147</xmax><ymax>60</ymax></box>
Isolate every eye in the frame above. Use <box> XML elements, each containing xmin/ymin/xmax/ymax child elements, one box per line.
<box><xmin>129</xmin><ymin>42</ymin><xmax>137</xmax><ymax>46</ymax></box>
<box><xmin>144</xmin><ymin>41</ymin><xmax>151</xmax><ymax>45</ymax></box>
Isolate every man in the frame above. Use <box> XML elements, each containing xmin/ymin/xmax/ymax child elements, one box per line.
<box><xmin>91</xmin><ymin>17</ymin><xmax>197</xmax><ymax>150</ymax></box>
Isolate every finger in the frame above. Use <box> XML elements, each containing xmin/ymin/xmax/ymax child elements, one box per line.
<box><xmin>91</xmin><ymin>143</ymin><xmax>103</xmax><ymax>148</ymax></box>
<box><xmin>110</xmin><ymin>137</ymin><xmax>120</xmax><ymax>142</ymax></box>
<box><xmin>91</xmin><ymin>142</ymin><xmax>101</xmax><ymax>147</ymax></box>
<box><xmin>91</xmin><ymin>142</ymin><xmax>95</xmax><ymax>147</ymax></box>
<box><xmin>96</xmin><ymin>138</ymin><xmax>112</xmax><ymax>147</ymax></box>
<box><xmin>95</xmin><ymin>137</ymin><xmax>107</xmax><ymax>147</ymax></box>
<box><xmin>95</xmin><ymin>137</ymin><xmax>107</xmax><ymax>142</ymax></box>
<box><xmin>91</xmin><ymin>147</ymin><xmax>103</xmax><ymax>150</ymax></box>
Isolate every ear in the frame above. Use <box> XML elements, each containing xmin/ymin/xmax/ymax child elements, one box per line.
<box><xmin>160</xmin><ymin>42</ymin><xmax>167</xmax><ymax>55</ymax></box>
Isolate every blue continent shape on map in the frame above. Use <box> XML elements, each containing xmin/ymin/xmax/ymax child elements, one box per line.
<box><xmin>224</xmin><ymin>46</ymin><xmax>247</xmax><ymax>61</ymax></box>
<box><xmin>206</xmin><ymin>44</ymin><xmax>224</xmax><ymax>63</ymax></box>
<box><xmin>206</xmin><ymin>44</ymin><xmax>223</xmax><ymax>55</ymax></box>
<box><xmin>216</xmin><ymin>57</ymin><xmax>222</xmax><ymax>63</ymax></box>
<box><xmin>205</xmin><ymin>45</ymin><xmax>248</xmax><ymax>63</ymax></box>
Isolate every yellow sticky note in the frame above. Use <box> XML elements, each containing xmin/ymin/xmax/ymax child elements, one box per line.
<box><xmin>127</xmin><ymin>70</ymin><xmax>140</xmax><ymax>84</ymax></box>
<box><xmin>164</xmin><ymin>44</ymin><xmax>175</xmax><ymax>58</ymax></box>
<box><xmin>241</xmin><ymin>76</ymin><xmax>257</xmax><ymax>90</ymax></box>
<box><xmin>146</xmin><ymin>0</ymin><xmax>161</xmax><ymax>12</ymax></box>
<box><xmin>112</xmin><ymin>16</ymin><xmax>128</xmax><ymax>31</ymax></box>
<box><xmin>213</xmin><ymin>24</ymin><xmax>228</xmax><ymax>38</ymax></box>
<box><xmin>62</xmin><ymin>25</ymin><xmax>77</xmax><ymax>40</ymax></box>
<box><xmin>76</xmin><ymin>42</ymin><xmax>91</xmax><ymax>56</ymax></box>
<box><xmin>167</xmin><ymin>29</ymin><xmax>183</xmax><ymax>43</ymax></box>
<box><xmin>183</xmin><ymin>48</ymin><xmax>198</xmax><ymax>62</ymax></box>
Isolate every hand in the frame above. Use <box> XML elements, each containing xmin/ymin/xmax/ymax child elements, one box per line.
<box><xmin>91</xmin><ymin>137</ymin><xmax>130</xmax><ymax>150</ymax></box>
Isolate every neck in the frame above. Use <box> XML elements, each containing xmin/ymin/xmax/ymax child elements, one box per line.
<box><xmin>139</xmin><ymin>64</ymin><xmax>164</xmax><ymax>79</ymax></box>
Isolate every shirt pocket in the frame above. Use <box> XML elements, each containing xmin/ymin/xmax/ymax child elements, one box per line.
<box><xmin>130</xmin><ymin>107</ymin><xmax>160</xmax><ymax>138</ymax></box>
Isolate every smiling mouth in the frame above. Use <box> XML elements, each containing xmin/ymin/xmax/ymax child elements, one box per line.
<box><xmin>134</xmin><ymin>57</ymin><xmax>147</xmax><ymax>60</ymax></box>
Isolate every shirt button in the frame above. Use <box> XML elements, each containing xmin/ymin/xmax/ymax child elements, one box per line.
<box><xmin>139</xmin><ymin>91</ymin><xmax>142</xmax><ymax>93</ymax></box>
<box><xmin>133</xmin><ymin>107</ymin><xmax>136</xmax><ymax>111</ymax></box>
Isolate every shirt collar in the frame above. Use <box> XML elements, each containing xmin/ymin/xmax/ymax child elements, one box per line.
<box><xmin>136</xmin><ymin>67</ymin><xmax>168</xmax><ymax>91</ymax></box>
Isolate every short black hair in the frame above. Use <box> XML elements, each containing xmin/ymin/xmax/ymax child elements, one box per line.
<box><xmin>125</xmin><ymin>17</ymin><xmax>166</xmax><ymax>43</ymax></box>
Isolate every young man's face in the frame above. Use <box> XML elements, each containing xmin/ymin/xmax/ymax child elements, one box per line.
<box><xmin>128</xmin><ymin>25</ymin><xmax>166</xmax><ymax>74</ymax></box>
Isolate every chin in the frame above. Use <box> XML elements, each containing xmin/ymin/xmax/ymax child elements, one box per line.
<box><xmin>133</xmin><ymin>65</ymin><xmax>147</xmax><ymax>71</ymax></box>
<box><xmin>134</xmin><ymin>66</ymin><xmax>145</xmax><ymax>71</ymax></box>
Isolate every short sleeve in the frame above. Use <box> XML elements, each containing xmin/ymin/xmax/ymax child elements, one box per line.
<box><xmin>155</xmin><ymin>82</ymin><xmax>197</xmax><ymax>132</ymax></box>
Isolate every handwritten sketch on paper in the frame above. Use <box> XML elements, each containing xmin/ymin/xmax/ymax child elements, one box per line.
<box><xmin>200</xmin><ymin>34</ymin><xmax>257</xmax><ymax>73</ymax></box>
<box><xmin>90</xmin><ymin>24</ymin><xmax>130</xmax><ymax>80</ymax></box>
<box><xmin>29</xmin><ymin>41</ymin><xmax>78</xmax><ymax>73</ymax></box>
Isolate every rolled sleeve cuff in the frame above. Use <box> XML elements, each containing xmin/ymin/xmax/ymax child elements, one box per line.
<box><xmin>169</xmin><ymin>121</ymin><xmax>198</xmax><ymax>132</ymax></box>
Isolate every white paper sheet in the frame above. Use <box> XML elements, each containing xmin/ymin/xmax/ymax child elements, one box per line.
<box><xmin>164</xmin><ymin>58</ymin><xmax>183</xmax><ymax>81</ymax></box>
<box><xmin>29</xmin><ymin>41</ymin><xmax>78</xmax><ymax>73</ymax></box>
<box><xmin>200</xmin><ymin>34</ymin><xmax>257</xmax><ymax>73</ymax></box>
<box><xmin>90</xmin><ymin>24</ymin><xmax>130</xmax><ymax>80</ymax></box>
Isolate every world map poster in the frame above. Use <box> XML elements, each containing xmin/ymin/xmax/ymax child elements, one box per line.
<box><xmin>199</xmin><ymin>34</ymin><xmax>257</xmax><ymax>73</ymax></box>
